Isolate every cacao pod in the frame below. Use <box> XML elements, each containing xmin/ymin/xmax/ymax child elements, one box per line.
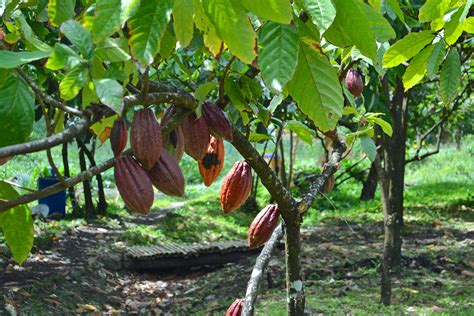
<box><xmin>114</xmin><ymin>155</ymin><xmax>154</xmax><ymax>214</ymax></box>
<box><xmin>345</xmin><ymin>69</ymin><xmax>364</xmax><ymax>97</ymax></box>
<box><xmin>198</xmin><ymin>136</ymin><xmax>225</xmax><ymax>186</ymax></box>
<box><xmin>248</xmin><ymin>204</ymin><xmax>280</xmax><ymax>249</ymax></box>
<box><xmin>161</xmin><ymin>107</ymin><xmax>185</xmax><ymax>161</ymax></box>
<box><xmin>220</xmin><ymin>161</ymin><xmax>252</xmax><ymax>213</ymax></box>
<box><xmin>202</xmin><ymin>102</ymin><xmax>233</xmax><ymax>141</ymax></box>
<box><xmin>147</xmin><ymin>149</ymin><xmax>185</xmax><ymax>196</ymax></box>
<box><xmin>181</xmin><ymin>113</ymin><xmax>210</xmax><ymax>160</ymax></box>
<box><xmin>226</xmin><ymin>298</ymin><xmax>244</xmax><ymax>316</ymax></box>
<box><xmin>130</xmin><ymin>108</ymin><xmax>162</xmax><ymax>170</ymax></box>
<box><xmin>110</xmin><ymin>117</ymin><xmax>128</xmax><ymax>157</ymax></box>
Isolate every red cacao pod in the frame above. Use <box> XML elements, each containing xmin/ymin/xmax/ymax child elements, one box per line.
<box><xmin>181</xmin><ymin>113</ymin><xmax>210</xmax><ymax>160</ymax></box>
<box><xmin>110</xmin><ymin>117</ymin><xmax>128</xmax><ymax>157</ymax></box>
<box><xmin>130</xmin><ymin>108</ymin><xmax>162</xmax><ymax>170</ymax></box>
<box><xmin>114</xmin><ymin>155</ymin><xmax>154</xmax><ymax>214</ymax></box>
<box><xmin>345</xmin><ymin>69</ymin><xmax>364</xmax><ymax>97</ymax></box>
<box><xmin>161</xmin><ymin>107</ymin><xmax>185</xmax><ymax>161</ymax></box>
<box><xmin>147</xmin><ymin>149</ymin><xmax>185</xmax><ymax>196</ymax></box>
<box><xmin>248</xmin><ymin>204</ymin><xmax>280</xmax><ymax>249</ymax></box>
<box><xmin>226</xmin><ymin>298</ymin><xmax>244</xmax><ymax>316</ymax></box>
<box><xmin>220</xmin><ymin>161</ymin><xmax>252</xmax><ymax>213</ymax></box>
<box><xmin>202</xmin><ymin>102</ymin><xmax>233</xmax><ymax>141</ymax></box>
<box><xmin>198</xmin><ymin>136</ymin><xmax>225</xmax><ymax>186</ymax></box>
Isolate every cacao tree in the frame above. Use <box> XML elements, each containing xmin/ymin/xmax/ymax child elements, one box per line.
<box><xmin>0</xmin><ymin>0</ymin><xmax>472</xmax><ymax>315</ymax></box>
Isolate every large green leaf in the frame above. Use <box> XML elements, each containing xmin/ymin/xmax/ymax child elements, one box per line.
<box><xmin>440</xmin><ymin>49</ymin><xmax>461</xmax><ymax>105</ymax></box>
<box><xmin>288</xmin><ymin>42</ymin><xmax>343</xmax><ymax>132</ymax></box>
<box><xmin>464</xmin><ymin>16</ymin><xmax>474</xmax><ymax>33</ymax></box>
<box><xmin>0</xmin><ymin>50</ymin><xmax>51</xmax><ymax>69</ymax></box>
<box><xmin>14</xmin><ymin>13</ymin><xmax>53</xmax><ymax>52</ymax></box>
<box><xmin>0</xmin><ymin>181</ymin><xmax>34</xmax><ymax>265</ymax></box>
<box><xmin>402</xmin><ymin>44</ymin><xmax>434</xmax><ymax>91</ymax></box>
<box><xmin>95</xmin><ymin>37</ymin><xmax>131</xmax><ymax>62</ymax></box>
<box><xmin>93</xmin><ymin>0</ymin><xmax>122</xmax><ymax>42</ymax></box>
<box><xmin>0</xmin><ymin>75</ymin><xmax>34</xmax><ymax>147</ymax></box>
<box><xmin>386</xmin><ymin>0</ymin><xmax>405</xmax><ymax>23</ymax></box>
<box><xmin>382</xmin><ymin>31</ymin><xmax>435</xmax><ymax>68</ymax></box>
<box><xmin>360</xmin><ymin>136</ymin><xmax>376</xmax><ymax>162</ymax></box>
<box><xmin>426</xmin><ymin>40</ymin><xmax>446</xmax><ymax>76</ymax></box>
<box><xmin>48</xmin><ymin>0</ymin><xmax>75</xmax><ymax>27</ymax></box>
<box><xmin>299</xmin><ymin>0</ymin><xmax>336</xmax><ymax>36</ymax></box>
<box><xmin>59</xmin><ymin>64</ymin><xmax>89</xmax><ymax>100</ymax></box>
<box><xmin>202</xmin><ymin>0</ymin><xmax>256</xmax><ymax>64</ymax></box>
<box><xmin>60</xmin><ymin>20</ymin><xmax>94</xmax><ymax>59</ymax></box>
<box><xmin>286</xmin><ymin>120</ymin><xmax>315</xmax><ymax>145</ymax></box>
<box><xmin>127</xmin><ymin>0</ymin><xmax>173</xmax><ymax>66</ymax></box>
<box><xmin>419</xmin><ymin>0</ymin><xmax>450</xmax><ymax>23</ymax></box>
<box><xmin>258</xmin><ymin>22</ymin><xmax>299</xmax><ymax>93</ymax></box>
<box><xmin>193</xmin><ymin>0</ymin><xmax>223</xmax><ymax>56</ymax></box>
<box><xmin>93</xmin><ymin>79</ymin><xmax>123</xmax><ymax>112</ymax></box>
<box><xmin>324</xmin><ymin>0</ymin><xmax>394</xmax><ymax>61</ymax></box>
<box><xmin>444</xmin><ymin>6</ymin><xmax>465</xmax><ymax>45</ymax></box>
<box><xmin>45</xmin><ymin>43</ymin><xmax>82</xmax><ymax>70</ymax></box>
<box><xmin>241</xmin><ymin>0</ymin><xmax>292</xmax><ymax>24</ymax></box>
<box><xmin>173</xmin><ymin>0</ymin><xmax>194</xmax><ymax>47</ymax></box>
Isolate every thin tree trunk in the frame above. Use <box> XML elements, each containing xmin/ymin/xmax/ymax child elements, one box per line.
<box><xmin>78</xmin><ymin>142</ymin><xmax>95</xmax><ymax>214</ymax></box>
<box><xmin>360</xmin><ymin>161</ymin><xmax>378</xmax><ymax>200</ymax></box>
<box><xmin>285</xmin><ymin>219</ymin><xmax>305</xmax><ymax>315</ymax></box>
<box><xmin>279</xmin><ymin>129</ymin><xmax>288</xmax><ymax>188</ymax></box>
<box><xmin>62</xmin><ymin>141</ymin><xmax>79</xmax><ymax>214</ymax></box>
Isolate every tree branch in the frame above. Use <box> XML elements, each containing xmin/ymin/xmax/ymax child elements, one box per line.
<box><xmin>406</xmin><ymin>125</ymin><xmax>443</xmax><ymax>164</ymax></box>
<box><xmin>123</xmin><ymin>91</ymin><xmax>196</xmax><ymax>110</ymax></box>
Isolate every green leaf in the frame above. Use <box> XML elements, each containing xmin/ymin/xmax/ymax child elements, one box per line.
<box><xmin>324</xmin><ymin>0</ymin><xmax>394</xmax><ymax>61</ymax></box>
<box><xmin>426</xmin><ymin>41</ymin><xmax>446</xmax><ymax>76</ymax></box>
<box><xmin>241</xmin><ymin>0</ymin><xmax>292</xmax><ymax>24</ymax></box>
<box><xmin>93</xmin><ymin>79</ymin><xmax>123</xmax><ymax>112</ymax></box>
<box><xmin>402</xmin><ymin>44</ymin><xmax>434</xmax><ymax>91</ymax></box>
<box><xmin>193</xmin><ymin>0</ymin><xmax>223</xmax><ymax>56</ymax></box>
<box><xmin>372</xmin><ymin>117</ymin><xmax>392</xmax><ymax>136</ymax></box>
<box><xmin>444</xmin><ymin>7</ymin><xmax>464</xmax><ymax>45</ymax></box>
<box><xmin>195</xmin><ymin>82</ymin><xmax>218</xmax><ymax>103</ymax></box>
<box><xmin>300</xmin><ymin>0</ymin><xmax>336</xmax><ymax>35</ymax></box>
<box><xmin>419</xmin><ymin>0</ymin><xmax>450</xmax><ymax>23</ymax></box>
<box><xmin>464</xmin><ymin>16</ymin><xmax>474</xmax><ymax>33</ymax></box>
<box><xmin>158</xmin><ymin>29</ymin><xmax>177</xmax><ymax>59</ymax></box>
<box><xmin>95</xmin><ymin>37</ymin><xmax>131</xmax><ymax>62</ymax></box>
<box><xmin>127</xmin><ymin>0</ymin><xmax>173</xmax><ymax>66</ymax></box>
<box><xmin>248</xmin><ymin>132</ymin><xmax>272</xmax><ymax>142</ymax></box>
<box><xmin>0</xmin><ymin>50</ymin><xmax>51</xmax><ymax>69</ymax></box>
<box><xmin>224</xmin><ymin>77</ymin><xmax>251</xmax><ymax>112</ymax></box>
<box><xmin>60</xmin><ymin>64</ymin><xmax>89</xmax><ymax>100</ymax></box>
<box><xmin>386</xmin><ymin>0</ymin><xmax>405</xmax><ymax>23</ymax></box>
<box><xmin>48</xmin><ymin>0</ymin><xmax>75</xmax><ymax>27</ymax></box>
<box><xmin>45</xmin><ymin>43</ymin><xmax>82</xmax><ymax>70</ymax></box>
<box><xmin>93</xmin><ymin>0</ymin><xmax>122</xmax><ymax>42</ymax></box>
<box><xmin>173</xmin><ymin>0</ymin><xmax>194</xmax><ymax>47</ymax></box>
<box><xmin>360</xmin><ymin>136</ymin><xmax>376</xmax><ymax>162</ymax></box>
<box><xmin>288</xmin><ymin>42</ymin><xmax>344</xmax><ymax>132</ymax></box>
<box><xmin>0</xmin><ymin>181</ymin><xmax>34</xmax><ymax>265</ymax></box>
<box><xmin>0</xmin><ymin>75</ymin><xmax>34</xmax><ymax>147</ymax></box>
<box><xmin>60</xmin><ymin>20</ymin><xmax>94</xmax><ymax>59</ymax></box>
<box><xmin>382</xmin><ymin>31</ymin><xmax>435</xmax><ymax>68</ymax></box>
<box><xmin>258</xmin><ymin>22</ymin><xmax>299</xmax><ymax>93</ymax></box>
<box><xmin>440</xmin><ymin>49</ymin><xmax>461</xmax><ymax>105</ymax></box>
<box><xmin>202</xmin><ymin>0</ymin><xmax>256</xmax><ymax>64</ymax></box>
<box><xmin>14</xmin><ymin>13</ymin><xmax>53</xmax><ymax>52</ymax></box>
<box><xmin>286</xmin><ymin>120</ymin><xmax>315</xmax><ymax>145</ymax></box>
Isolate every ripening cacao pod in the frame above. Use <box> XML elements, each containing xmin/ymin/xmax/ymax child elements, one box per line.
<box><xmin>161</xmin><ymin>107</ymin><xmax>185</xmax><ymax>161</ymax></box>
<box><xmin>181</xmin><ymin>113</ymin><xmax>210</xmax><ymax>160</ymax></box>
<box><xmin>114</xmin><ymin>155</ymin><xmax>154</xmax><ymax>214</ymax></box>
<box><xmin>110</xmin><ymin>117</ymin><xmax>128</xmax><ymax>157</ymax></box>
<box><xmin>198</xmin><ymin>136</ymin><xmax>225</xmax><ymax>186</ymax></box>
<box><xmin>345</xmin><ymin>69</ymin><xmax>364</xmax><ymax>97</ymax></box>
<box><xmin>220</xmin><ymin>161</ymin><xmax>252</xmax><ymax>213</ymax></box>
<box><xmin>130</xmin><ymin>108</ymin><xmax>162</xmax><ymax>170</ymax></box>
<box><xmin>226</xmin><ymin>298</ymin><xmax>244</xmax><ymax>316</ymax></box>
<box><xmin>147</xmin><ymin>149</ymin><xmax>185</xmax><ymax>196</ymax></box>
<box><xmin>248</xmin><ymin>204</ymin><xmax>280</xmax><ymax>249</ymax></box>
<box><xmin>202</xmin><ymin>102</ymin><xmax>233</xmax><ymax>141</ymax></box>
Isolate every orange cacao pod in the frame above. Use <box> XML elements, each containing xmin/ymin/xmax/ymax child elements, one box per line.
<box><xmin>161</xmin><ymin>107</ymin><xmax>185</xmax><ymax>161</ymax></box>
<box><xmin>220</xmin><ymin>161</ymin><xmax>252</xmax><ymax>213</ymax></box>
<box><xmin>130</xmin><ymin>108</ymin><xmax>162</xmax><ymax>170</ymax></box>
<box><xmin>147</xmin><ymin>149</ymin><xmax>185</xmax><ymax>196</ymax></box>
<box><xmin>248</xmin><ymin>204</ymin><xmax>280</xmax><ymax>249</ymax></box>
<box><xmin>114</xmin><ymin>155</ymin><xmax>154</xmax><ymax>214</ymax></box>
<box><xmin>226</xmin><ymin>298</ymin><xmax>243</xmax><ymax>316</ymax></box>
<box><xmin>181</xmin><ymin>113</ymin><xmax>209</xmax><ymax>160</ymax></box>
<box><xmin>198</xmin><ymin>136</ymin><xmax>225</xmax><ymax>186</ymax></box>
<box><xmin>202</xmin><ymin>102</ymin><xmax>233</xmax><ymax>141</ymax></box>
<box><xmin>110</xmin><ymin>117</ymin><xmax>128</xmax><ymax>157</ymax></box>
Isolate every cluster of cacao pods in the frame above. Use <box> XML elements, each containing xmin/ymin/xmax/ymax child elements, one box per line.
<box><xmin>226</xmin><ymin>298</ymin><xmax>244</xmax><ymax>316</ymax></box>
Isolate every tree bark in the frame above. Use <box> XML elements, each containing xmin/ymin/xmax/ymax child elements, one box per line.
<box><xmin>78</xmin><ymin>142</ymin><xmax>95</xmax><ymax>214</ymax></box>
<box><xmin>285</xmin><ymin>219</ymin><xmax>305</xmax><ymax>315</ymax></box>
<box><xmin>62</xmin><ymin>141</ymin><xmax>78</xmax><ymax>213</ymax></box>
<box><xmin>360</xmin><ymin>161</ymin><xmax>378</xmax><ymax>200</ymax></box>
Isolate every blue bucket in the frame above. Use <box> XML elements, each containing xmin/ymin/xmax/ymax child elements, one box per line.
<box><xmin>38</xmin><ymin>177</ymin><xmax>66</xmax><ymax>217</ymax></box>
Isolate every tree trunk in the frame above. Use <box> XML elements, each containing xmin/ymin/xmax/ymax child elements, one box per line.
<box><xmin>62</xmin><ymin>141</ymin><xmax>79</xmax><ymax>213</ymax></box>
<box><xmin>78</xmin><ymin>144</ymin><xmax>95</xmax><ymax>214</ymax></box>
<box><xmin>379</xmin><ymin>76</ymin><xmax>408</xmax><ymax>305</ymax></box>
<box><xmin>285</xmin><ymin>219</ymin><xmax>305</xmax><ymax>315</ymax></box>
<box><xmin>360</xmin><ymin>161</ymin><xmax>378</xmax><ymax>200</ymax></box>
